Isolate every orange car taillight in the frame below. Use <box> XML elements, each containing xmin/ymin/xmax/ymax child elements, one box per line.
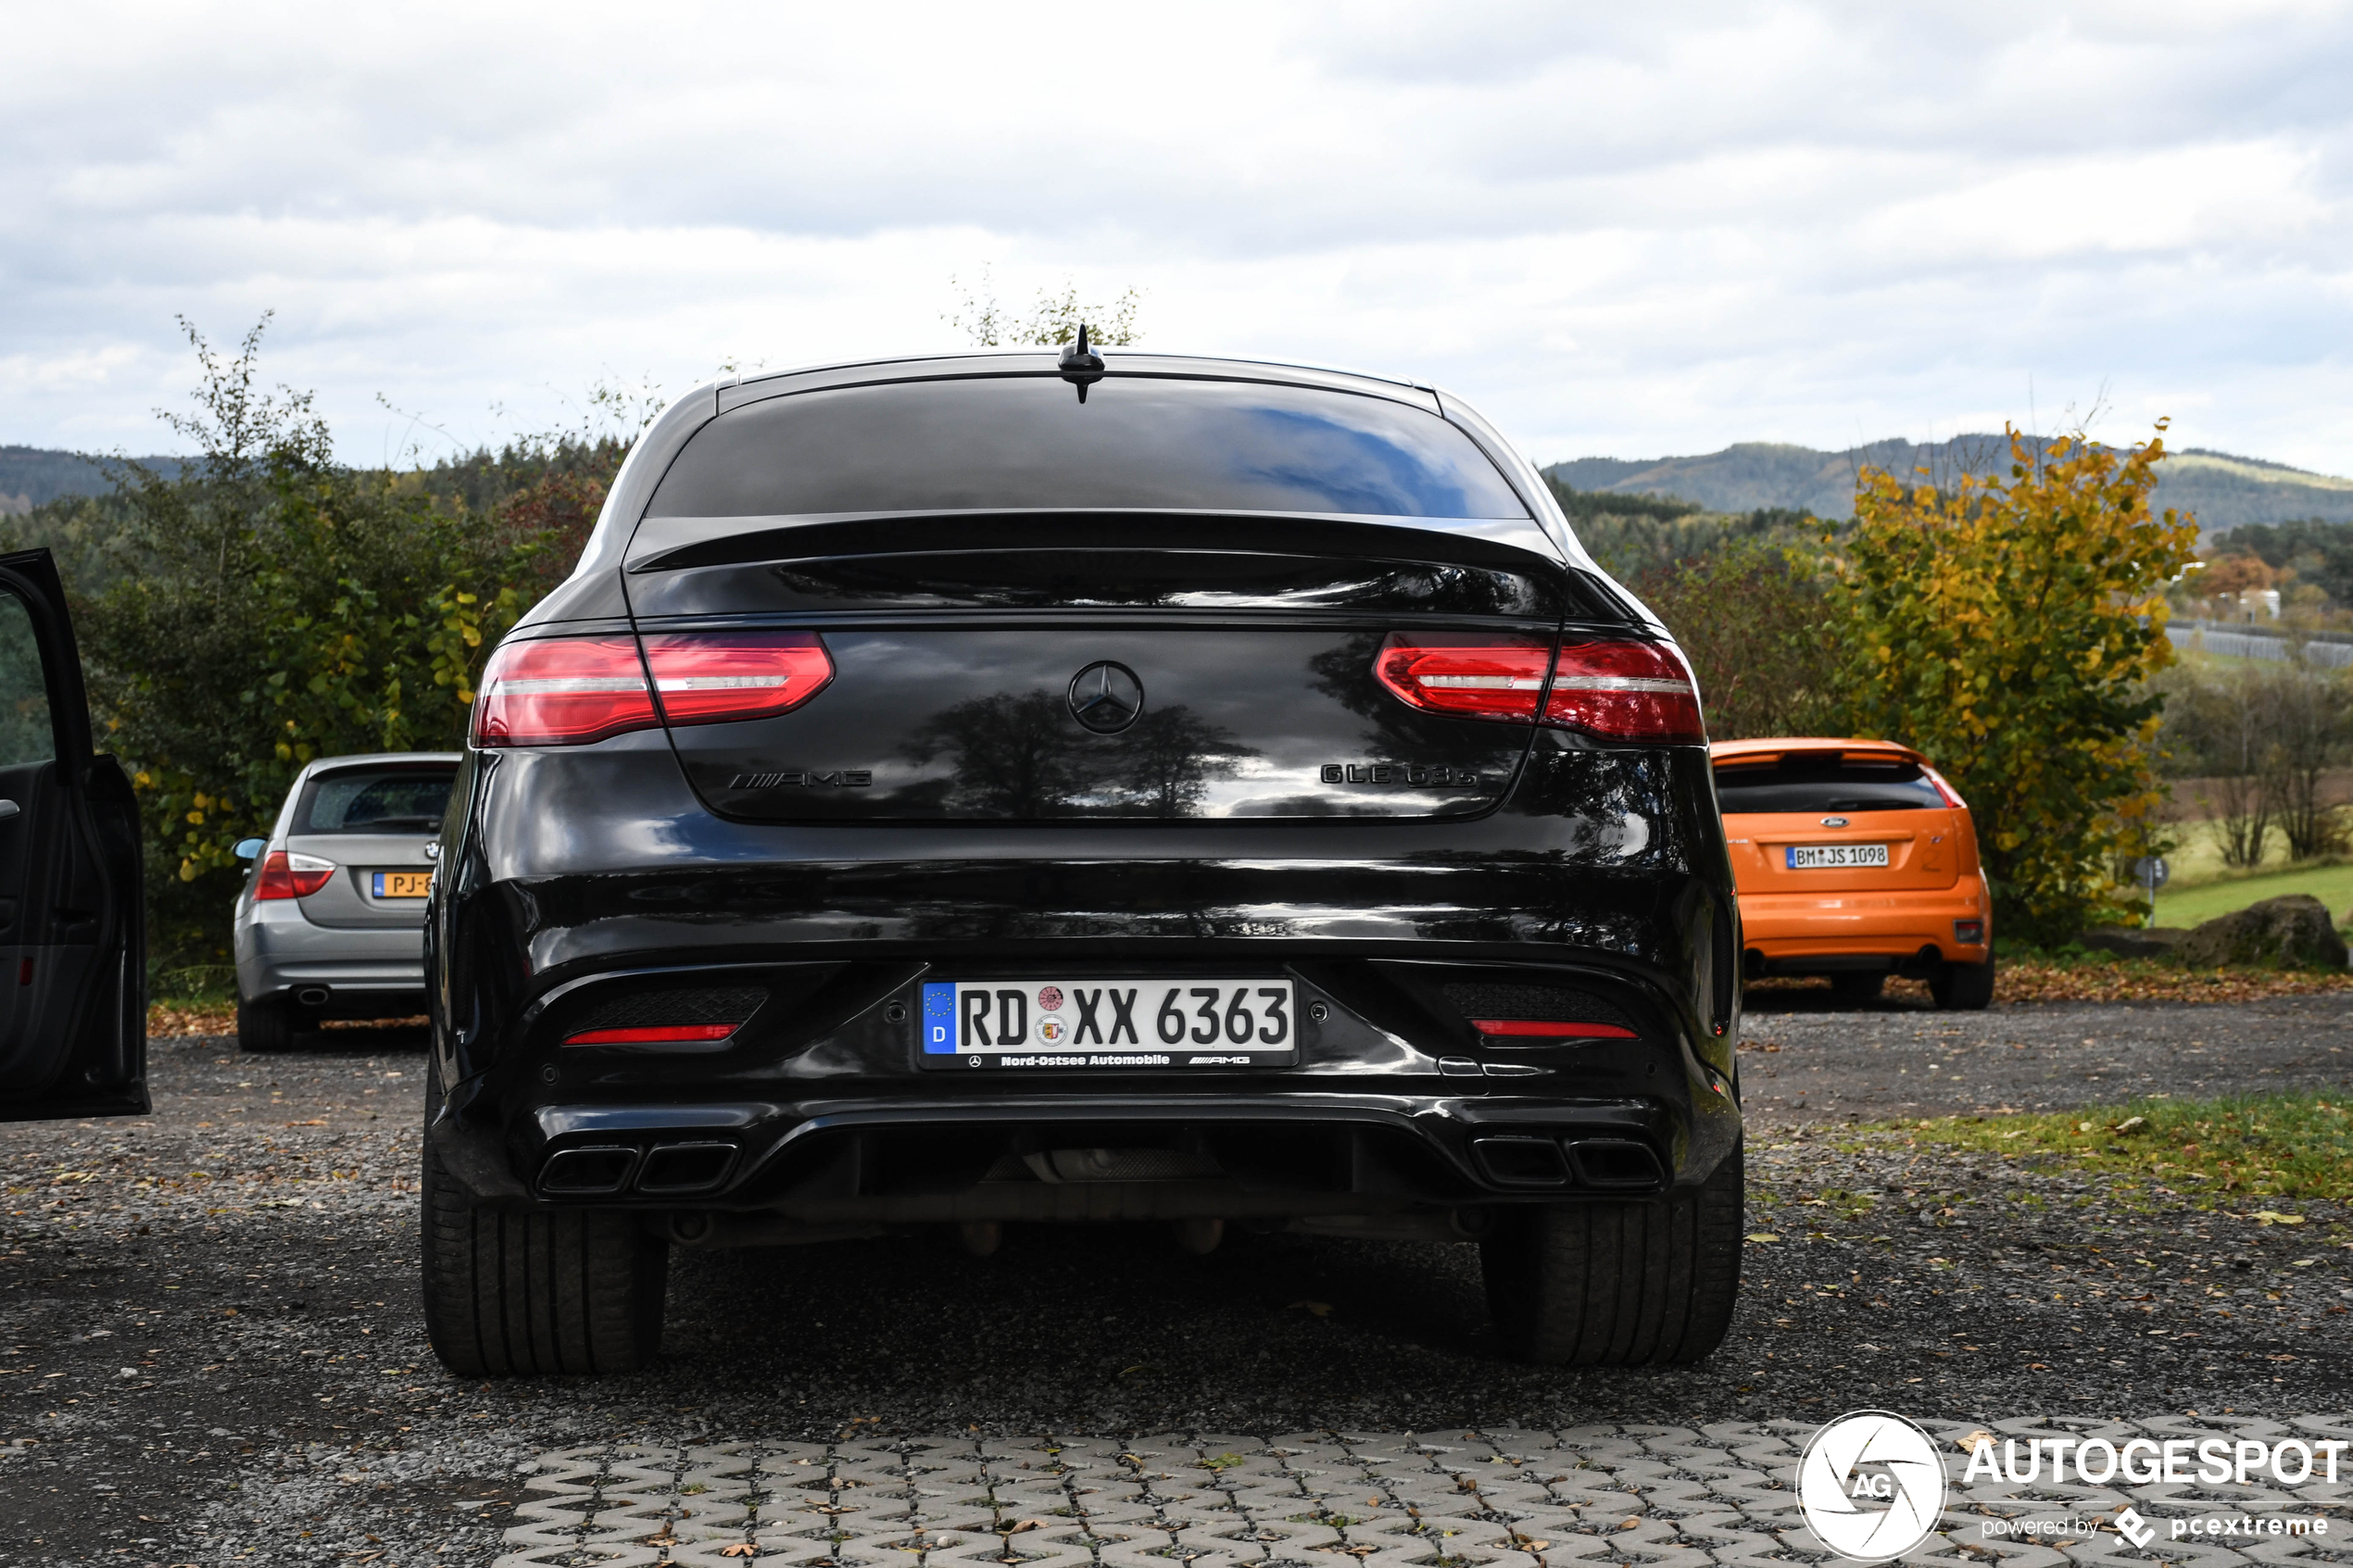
<box><xmin>1472</xmin><ymin>1019</ymin><xmax>1637</xmax><ymax>1040</ymax></box>
<box><xmin>254</xmin><ymin>849</ymin><xmax>334</xmax><ymax>901</ymax></box>
<box><xmin>1375</xmin><ymin>633</ymin><xmax>1704</xmax><ymax>742</ymax></box>
<box><xmin>473</xmin><ymin>633</ymin><xmax>833</xmax><ymax>746</ymax></box>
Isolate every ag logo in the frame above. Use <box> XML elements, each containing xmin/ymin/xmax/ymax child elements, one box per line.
<box><xmin>1795</xmin><ymin>1411</ymin><xmax>1948</xmax><ymax>1562</ymax></box>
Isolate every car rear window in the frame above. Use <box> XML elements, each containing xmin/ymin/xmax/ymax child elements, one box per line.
<box><xmin>645</xmin><ymin>376</ymin><xmax>1531</xmax><ymax>521</ymax></box>
<box><xmin>296</xmin><ymin>767</ymin><xmax>457</xmax><ymax>834</ymax></box>
<box><xmin>1713</xmin><ymin>754</ymin><xmax>1946</xmax><ymax>813</ymax></box>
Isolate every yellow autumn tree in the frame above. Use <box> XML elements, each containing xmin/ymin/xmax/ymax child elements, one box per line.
<box><xmin>1831</xmin><ymin>422</ymin><xmax>2199</xmax><ymax>943</ymax></box>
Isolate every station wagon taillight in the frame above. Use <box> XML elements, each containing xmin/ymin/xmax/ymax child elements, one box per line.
<box><xmin>1375</xmin><ymin>633</ymin><xmax>1704</xmax><ymax>742</ymax></box>
<box><xmin>473</xmin><ymin>633</ymin><xmax>834</xmax><ymax>746</ymax></box>
<box><xmin>254</xmin><ymin>849</ymin><xmax>334</xmax><ymax>901</ymax></box>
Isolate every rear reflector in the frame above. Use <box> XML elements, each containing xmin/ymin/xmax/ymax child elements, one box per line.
<box><xmin>474</xmin><ymin>633</ymin><xmax>834</xmax><ymax>746</ymax></box>
<box><xmin>254</xmin><ymin>849</ymin><xmax>334</xmax><ymax>901</ymax></box>
<box><xmin>1472</xmin><ymin>1019</ymin><xmax>1637</xmax><ymax>1039</ymax></box>
<box><xmin>563</xmin><ymin>1023</ymin><xmax>738</xmax><ymax>1047</ymax></box>
<box><xmin>644</xmin><ymin>632</ymin><xmax>833</xmax><ymax>727</ymax></box>
<box><xmin>1375</xmin><ymin>633</ymin><xmax>1703</xmax><ymax>742</ymax></box>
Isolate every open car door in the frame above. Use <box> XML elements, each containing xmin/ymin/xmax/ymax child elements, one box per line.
<box><xmin>0</xmin><ymin>548</ymin><xmax>145</xmax><ymax>1123</ymax></box>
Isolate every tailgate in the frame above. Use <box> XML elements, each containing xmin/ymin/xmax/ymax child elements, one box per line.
<box><xmin>623</xmin><ymin>539</ymin><xmax>1584</xmax><ymax>822</ymax></box>
<box><xmin>1723</xmin><ymin>808</ymin><xmax>1964</xmax><ymax>893</ymax></box>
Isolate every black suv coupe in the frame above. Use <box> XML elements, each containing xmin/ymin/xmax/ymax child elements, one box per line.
<box><xmin>421</xmin><ymin>346</ymin><xmax>1745</xmax><ymax>1374</ymax></box>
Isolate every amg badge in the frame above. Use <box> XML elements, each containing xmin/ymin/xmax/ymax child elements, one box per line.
<box><xmin>730</xmin><ymin>770</ymin><xmax>873</xmax><ymax>789</ymax></box>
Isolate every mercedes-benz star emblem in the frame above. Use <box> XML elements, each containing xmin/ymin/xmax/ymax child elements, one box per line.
<box><xmin>1068</xmin><ymin>661</ymin><xmax>1144</xmax><ymax>734</ymax></box>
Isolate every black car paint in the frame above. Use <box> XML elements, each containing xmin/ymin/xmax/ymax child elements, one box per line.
<box><xmin>0</xmin><ymin>549</ymin><xmax>146</xmax><ymax>1123</ymax></box>
<box><xmin>424</xmin><ymin>355</ymin><xmax>1741</xmax><ymax>1226</ymax></box>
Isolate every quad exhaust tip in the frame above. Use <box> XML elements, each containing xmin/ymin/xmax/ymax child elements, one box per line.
<box><xmin>1468</xmin><ymin>1135</ymin><xmax>1664</xmax><ymax>1191</ymax></box>
<box><xmin>539</xmin><ymin>1139</ymin><xmax>739</xmax><ymax>1198</ymax></box>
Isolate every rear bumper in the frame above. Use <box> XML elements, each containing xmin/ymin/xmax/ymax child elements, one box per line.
<box><xmin>426</xmin><ymin>733</ymin><xmax>1746</xmax><ymax>1220</ymax></box>
<box><xmin>428</xmin><ymin>953</ymin><xmax>1744</xmax><ymax>1218</ymax></box>
<box><xmin>430</xmin><ymin>1077</ymin><xmax>1734</xmax><ymax>1229</ymax></box>
<box><xmin>234</xmin><ymin>902</ymin><xmax>426</xmax><ymax>1011</ymax></box>
<box><xmin>1738</xmin><ymin>878</ymin><xmax>1991</xmax><ymax>970</ymax></box>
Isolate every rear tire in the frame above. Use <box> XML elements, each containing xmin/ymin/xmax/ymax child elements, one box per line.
<box><xmin>420</xmin><ymin>1088</ymin><xmax>667</xmax><ymax>1376</ymax></box>
<box><xmin>1931</xmin><ymin>957</ymin><xmax>1996</xmax><ymax>1010</ymax></box>
<box><xmin>235</xmin><ymin>996</ymin><xmax>298</xmax><ymax>1053</ymax></box>
<box><xmin>1829</xmin><ymin>971</ymin><xmax>1885</xmax><ymax>1004</ymax></box>
<box><xmin>1480</xmin><ymin>1141</ymin><xmax>1743</xmax><ymax>1365</ymax></box>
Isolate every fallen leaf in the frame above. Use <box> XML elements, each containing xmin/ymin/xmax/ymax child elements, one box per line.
<box><xmin>1745</xmin><ymin>1233</ymin><xmax>1780</xmax><ymax>1243</ymax></box>
<box><xmin>1289</xmin><ymin>1300</ymin><xmax>1334</xmax><ymax>1317</ymax></box>
<box><xmin>1957</xmin><ymin>1430</ymin><xmax>1996</xmax><ymax>1455</ymax></box>
<box><xmin>2253</xmin><ymin>1210</ymin><xmax>2307</xmax><ymax>1226</ymax></box>
<box><xmin>2111</xmin><ymin>1116</ymin><xmax>2147</xmax><ymax>1135</ymax></box>
<box><xmin>1619</xmin><ymin>1517</ymin><xmax>1642</xmax><ymax>1530</ymax></box>
<box><xmin>1005</xmin><ymin>1520</ymin><xmax>1040</xmax><ymax>1536</ymax></box>
<box><xmin>721</xmin><ymin>1547</ymin><xmax>760</xmax><ymax>1561</ymax></box>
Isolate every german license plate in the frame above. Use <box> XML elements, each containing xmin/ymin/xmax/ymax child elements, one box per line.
<box><xmin>919</xmin><ymin>979</ymin><xmax>1297</xmax><ymax>1069</ymax></box>
<box><xmin>1786</xmin><ymin>844</ymin><xmax>1890</xmax><ymax>870</ymax></box>
<box><xmin>371</xmin><ymin>870</ymin><xmax>434</xmax><ymax>898</ymax></box>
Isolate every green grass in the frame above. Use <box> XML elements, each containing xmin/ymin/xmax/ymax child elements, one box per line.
<box><xmin>1885</xmin><ymin>1092</ymin><xmax>2353</xmax><ymax>1205</ymax></box>
<box><xmin>2155</xmin><ymin>860</ymin><xmax>2353</xmax><ymax>929</ymax></box>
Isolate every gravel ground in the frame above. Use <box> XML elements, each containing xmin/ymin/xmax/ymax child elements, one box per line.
<box><xmin>1</xmin><ymin>1002</ymin><xmax>2348</xmax><ymax>1566</ymax></box>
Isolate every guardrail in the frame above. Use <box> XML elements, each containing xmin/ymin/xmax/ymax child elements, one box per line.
<box><xmin>2168</xmin><ymin>621</ymin><xmax>2353</xmax><ymax>669</ymax></box>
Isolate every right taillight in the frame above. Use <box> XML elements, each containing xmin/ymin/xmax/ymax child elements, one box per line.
<box><xmin>254</xmin><ymin>849</ymin><xmax>334</xmax><ymax>901</ymax></box>
<box><xmin>473</xmin><ymin>633</ymin><xmax>834</xmax><ymax>746</ymax></box>
<box><xmin>1375</xmin><ymin>633</ymin><xmax>1704</xmax><ymax>742</ymax></box>
<box><xmin>1544</xmin><ymin>639</ymin><xmax>1705</xmax><ymax>742</ymax></box>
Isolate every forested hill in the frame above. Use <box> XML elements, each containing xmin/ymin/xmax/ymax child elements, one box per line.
<box><xmin>1546</xmin><ymin>437</ymin><xmax>2353</xmax><ymax>530</ymax></box>
<box><xmin>0</xmin><ymin>446</ymin><xmax>182</xmax><ymax>513</ymax></box>
<box><xmin>11</xmin><ymin>433</ymin><xmax>2349</xmax><ymax>532</ymax></box>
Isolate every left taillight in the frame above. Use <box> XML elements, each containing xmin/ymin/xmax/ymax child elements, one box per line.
<box><xmin>473</xmin><ymin>633</ymin><xmax>833</xmax><ymax>746</ymax></box>
<box><xmin>643</xmin><ymin>632</ymin><xmax>833</xmax><ymax>727</ymax></box>
<box><xmin>1375</xmin><ymin>633</ymin><xmax>1705</xmax><ymax>743</ymax></box>
<box><xmin>254</xmin><ymin>849</ymin><xmax>334</xmax><ymax>901</ymax></box>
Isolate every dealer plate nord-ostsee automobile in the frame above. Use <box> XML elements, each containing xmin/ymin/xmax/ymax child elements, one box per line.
<box><xmin>1785</xmin><ymin>844</ymin><xmax>1891</xmax><ymax>870</ymax></box>
<box><xmin>920</xmin><ymin>979</ymin><xmax>1297</xmax><ymax>1070</ymax></box>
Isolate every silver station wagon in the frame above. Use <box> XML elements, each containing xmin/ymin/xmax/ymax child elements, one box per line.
<box><xmin>231</xmin><ymin>752</ymin><xmax>459</xmax><ymax>1051</ymax></box>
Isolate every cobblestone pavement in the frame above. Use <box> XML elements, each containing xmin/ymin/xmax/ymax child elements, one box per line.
<box><xmin>490</xmin><ymin>1420</ymin><xmax>2353</xmax><ymax>1568</ymax></box>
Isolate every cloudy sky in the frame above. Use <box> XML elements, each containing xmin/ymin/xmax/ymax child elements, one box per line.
<box><xmin>6</xmin><ymin>0</ymin><xmax>2352</xmax><ymax>472</ymax></box>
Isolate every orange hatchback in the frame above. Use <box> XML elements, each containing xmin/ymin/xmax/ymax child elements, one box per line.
<box><xmin>1712</xmin><ymin>738</ymin><xmax>1994</xmax><ymax>1009</ymax></box>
